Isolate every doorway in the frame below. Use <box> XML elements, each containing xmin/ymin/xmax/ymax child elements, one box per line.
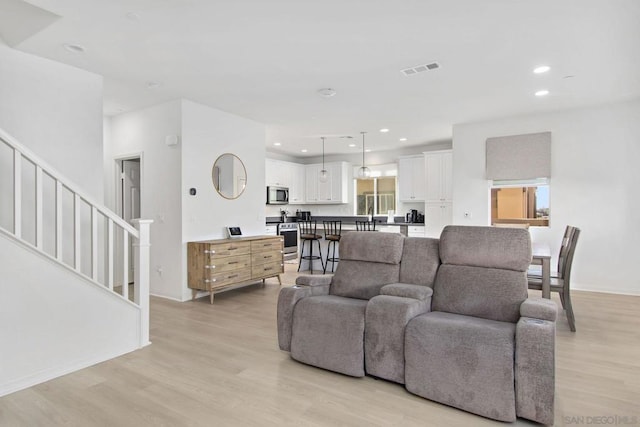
<box><xmin>115</xmin><ymin>156</ymin><xmax>141</xmax><ymax>284</ymax></box>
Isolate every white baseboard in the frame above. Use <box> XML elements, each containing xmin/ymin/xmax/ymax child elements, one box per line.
<box><xmin>572</xmin><ymin>284</ymin><xmax>640</xmax><ymax>296</ymax></box>
<box><xmin>0</xmin><ymin>345</ymin><xmax>143</xmax><ymax>398</ymax></box>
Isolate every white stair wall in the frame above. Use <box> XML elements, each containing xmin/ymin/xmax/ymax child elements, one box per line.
<box><xmin>0</xmin><ymin>230</ymin><xmax>143</xmax><ymax>397</ymax></box>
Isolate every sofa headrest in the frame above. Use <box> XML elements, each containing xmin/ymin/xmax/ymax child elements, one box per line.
<box><xmin>439</xmin><ymin>225</ymin><xmax>531</xmax><ymax>272</ymax></box>
<box><xmin>339</xmin><ymin>231</ymin><xmax>404</xmax><ymax>265</ymax></box>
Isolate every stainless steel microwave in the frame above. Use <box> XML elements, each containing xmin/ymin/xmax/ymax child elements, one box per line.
<box><xmin>266</xmin><ymin>186</ymin><xmax>289</xmax><ymax>205</ymax></box>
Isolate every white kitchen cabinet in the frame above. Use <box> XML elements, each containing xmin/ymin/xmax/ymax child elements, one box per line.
<box><xmin>407</xmin><ymin>225</ymin><xmax>425</xmax><ymax>237</ymax></box>
<box><xmin>425</xmin><ymin>202</ymin><xmax>452</xmax><ymax>238</ymax></box>
<box><xmin>398</xmin><ymin>155</ymin><xmax>426</xmax><ymax>202</ymax></box>
<box><xmin>425</xmin><ymin>150</ymin><xmax>453</xmax><ymax>203</ymax></box>
<box><xmin>288</xmin><ymin>163</ymin><xmax>306</xmax><ymax>204</ymax></box>
<box><xmin>305</xmin><ymin>162</ymin><xmax>349</xmax><ymax>204</ymax></box>
<box><xmin>265</xmin><ymin>159</ymin><xmax>290</xmax><ymax>187</ymax></box>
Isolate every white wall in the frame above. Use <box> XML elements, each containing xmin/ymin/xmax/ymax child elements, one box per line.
<box><xmin>105</xmin><ymin>101</ymin><xmax>183</xmax><ymax>300</ymax></box>
<box><xmin>452</xmin><ymin>99</ymin><xmax>640</xmax><ymax>295</ymax></box>
<box><xmin>0</xmin><ymin>231</ymin><xmax>142</xmax><ymax>397</ymax></box>
<box><xmin>0</xmin><ymin>42</ymin><xmax>103</xmax><ymax>200</ymax></box>
<box><xmin>181</xmin><ymin>100</ymin><xmax>266</xmax><ymax>300</ymax></box>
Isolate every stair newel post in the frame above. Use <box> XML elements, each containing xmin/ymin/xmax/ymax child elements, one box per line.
<box><xmin>132</xmin><ymin>219</ymin><xmax>153</xmax><ymax>347</ymax></box>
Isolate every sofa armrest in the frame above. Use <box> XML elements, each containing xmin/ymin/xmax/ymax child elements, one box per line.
<box><xmin>277</xmin><ymin>285</ymin><xmax>316</xmax><ymax>352</ymax></box>
<box><xmin>520</xmin><ymin>298</ymin><xmax>557</xmax><ymax>322</ymax></box>
<box><xmin>296</xmin><ymin>274</ymin><xmax>333</xmax><ymax>287</ymax></box>
<box><xmin>380</xmin><ymin>283</ymin><xmax>433</xmax><ymax>301</ymax></box>
<box><xmin>364</xmin><ymin>293</ymin><xmax>432</xmax><ymax>384</ymax></box>
<box><xmin>515</xmin><ymin>305</ymin><xmax>556</xmax><ymax>425</ymax></box>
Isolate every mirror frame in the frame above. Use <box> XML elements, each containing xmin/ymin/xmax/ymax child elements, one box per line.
<box><xmin>212</xmin><ymin>153</ymin><xmax>247</xmax><ymax>200</ymax></box>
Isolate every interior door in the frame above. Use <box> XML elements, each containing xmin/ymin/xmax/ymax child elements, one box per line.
<box><xmin>122</xmin><ymin>159</ymin><xmax>141</xmax><ymax>283</ymax></box>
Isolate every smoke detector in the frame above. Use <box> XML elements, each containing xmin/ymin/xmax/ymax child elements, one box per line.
<box><xmin>317</xmin><ymin>88</ymin><xmax>337</xmax><ymax>98</ymax></box>
<box><xmin>401</xmin><ymin>62</ymin><xmax>440</xmax><ymax>76</ymax></box>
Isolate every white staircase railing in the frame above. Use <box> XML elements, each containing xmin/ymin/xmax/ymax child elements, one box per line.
<box><xmin>0</xmin><ymin>127</ymin><xmax>152</xmax><ymax>346</ymax></box>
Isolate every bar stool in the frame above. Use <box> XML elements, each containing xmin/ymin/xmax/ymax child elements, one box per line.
<box><xmin>297</xmin><ymin>220</ymin><xmax>325</xmax><ymax>274</ymax></box>
<box><xmin>323</xmin><ymin>220</ymin><xmax>342</xmax><ymax>273</ymax></box>
<box><xmin>355</xmin><ymin>220</ymin><xmax>376</xmax><ymax>231</ymax></box>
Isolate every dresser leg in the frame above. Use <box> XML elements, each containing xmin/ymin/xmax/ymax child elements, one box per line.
<box><xmin>192</xmin><ymin>289</ymin><xmax>197</xmax><ymax>301</ymax></box>
<box><xmin>277</xmin><ymin>274</ymin><xmax>282</xmax><ymax>285</ymax></box>
<box><xmin>209</xmin><ymin>291</ymin><xmax>214</xmax><ymax>304</ymax></box>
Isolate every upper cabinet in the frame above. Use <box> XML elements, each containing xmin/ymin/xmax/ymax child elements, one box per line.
<box><xmin>425</xmin><ymin>150</ymin><xmax>453</xmax><ymax>202</ymax></box>
<box><xmin>288</xmin><ymin>163</ymin><xmax>306</xmax><ymax>204</ymax></box>
<box><xmin>305</xmin><ymin>162</ymin><xmax>349</xmax><ymax>204</ymax></box>
<box><xmin>398</xmin><ymin>155</ymin><xmax>426</xmax><ymax>202</ymax></box>
<box><xmin>265</xmin><ymin>159</ymin><xmax>290</xmax><ymax>187</ymax></box>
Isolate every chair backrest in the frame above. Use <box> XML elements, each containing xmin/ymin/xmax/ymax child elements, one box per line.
<box><xmin>432</xmin><ymin>226</ymin><xmax>531</xmax><ymax>323</ymax></box>
<box><xmin>298</xmin><ymin>220</ymin><xmax>318</xmax><ymax>237</ymax></box>
<box><xmin>330</xmin><ymin>231</ymin><xmax>404</xmax><ymax>300</ymax></box>
<box><xmin>557</xmin><ymin>225</ymin><xmax>575</xmax><ymax>277</ymax></box>
<box><xmin>399</xmin><ymin>237</ymin><xmax>440</xmax><ymax>287</ymax></box>
<box><xmin>560</xmin><ymin>227</ymin><xmax>580</xmax><ymax>284</ymax></box>
<box><xmin>356</xmin><ymin>220</ymin><xmax>376</xmax><ymax>231</ymax></box>
<box><xmin>323</xmin><ymin>220</ymin><xmax>342</xmax><ymax>238</ymax></box>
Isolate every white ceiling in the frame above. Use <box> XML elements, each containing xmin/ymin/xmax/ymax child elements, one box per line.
<box><xmin>2</xmin><ymin>0</ymin><xmax>640</xmax><ymax>157</ymax></box>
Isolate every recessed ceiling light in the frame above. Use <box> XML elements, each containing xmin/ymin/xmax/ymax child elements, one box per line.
<box><xmin>365</xmin><ymin>149</ymin><xmax>371</xmax><ymax>153</ymax></box>
<box><xmin>535</xmin><ymin>90</ymin><xmax>549</xmax><ymax>97</ymax></box>
<box><xmin>379</xmin><ymin>128</ymin><xmax>389</xmax><ymax>133</ymax></box>
<box><xmin>63</xmin><ymin>43</ymin><xmax>85</xmax><ymax>54</ymax></box>
<box><xmin>348</xmin><ymin>143</ymin><xmax>356</xmax><ymax>147</ymax></box>
<box><xmin>399</xmin><ymin>138</ymin><xmax>407</xmax><ymax>142</ymax></box>
<box><xmin>533</xmin><ymin>65</ymin><xmax>550</xmax><ymax>74</ymax></box>
<box><xmin>273</xmin><ymin>142</ymin><xmax>281</xmax><ymax>146</ymax></box>
<box><xmin>146</xmin><ymin>81</ymin><xmax>162</xmax><ymax>89</ymax></box>
<box><xmin>301</xmin><ymin>149</ymin><xmax>308</xmax><ymax>153</ymax></box>
<box><xmin>317</xmin><ymin>88</ymin><xmax>336</xmax><ymax>98</ymax></box>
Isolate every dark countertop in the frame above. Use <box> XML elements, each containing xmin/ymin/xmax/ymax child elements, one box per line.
<box><xmin>266</xmin><ymin>215</ymin><xmax>424</xmax><ymax>226</ymax></box>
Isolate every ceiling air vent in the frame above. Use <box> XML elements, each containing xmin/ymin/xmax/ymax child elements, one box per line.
<box><xmin>401</xmin><ymin>62</ymin><xmax>440</xmax><ymax>76</ymax></box>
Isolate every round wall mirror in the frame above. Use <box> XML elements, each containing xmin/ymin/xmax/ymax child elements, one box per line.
<box><xmin>212</xmin><ymin>153</ymin><xmax>247</xmax><ymax>199</ymax></box>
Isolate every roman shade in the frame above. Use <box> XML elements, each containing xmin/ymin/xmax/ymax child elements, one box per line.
<box><xmin>486</xmin><ymin>132</ymin><xmax>551</xmax><ymax>180</ymax></box>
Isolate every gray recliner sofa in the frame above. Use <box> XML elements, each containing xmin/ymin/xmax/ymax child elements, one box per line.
<box><xmin>277</xmin><ymin>226</ymin><xmax>557</xmax><ymax>425</ymax></box>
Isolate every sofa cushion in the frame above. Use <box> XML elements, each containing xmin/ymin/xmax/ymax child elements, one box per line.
<box><xmin>405</xmin><ymin>311</ymin><xmax>517</xmax><ymax>422</ymax></box>
<box><xmin>439</xmin><ymin>225</ymin><xmax>531</xmax><ymax>272</ymax></box>
<box><xmin>399</xmin><ymin>237</ymin><xmax>440</xmax><ymax>286</ymax></box>
<box><xmin>432</xmin><ymin>264</ymin><xmax>527</xmax><ymax>323</ymax></box>
<box><xmin>330</xmin><ymin>232</ymin><xmax>405</xmax><ymax>300</ymax></box>
<box><xmin>291</xmin><ymin>295</ymin><xmax>368</xmax><ymax>377</ymax></box>
<box><xmin>330</xmin><ymin>260</ymin><xmax>401</xmax><ymax>300</ymax></box>
<box><xmin>338</xmin><ymin>231</ymin><xmax>404</xmax><ymax>264</ymax></box>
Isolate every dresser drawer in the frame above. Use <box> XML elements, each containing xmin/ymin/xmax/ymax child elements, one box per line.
<box><xmin>252</xmin><ymin>260</ymin><xmax>283</xmax><ymax>278</ymax></box>
<box><xmin>207</xmin><ymin>269</ymin><xmax>253</xmax><ymax>290</ymax></box>
<box><xmin>205</xmin><ymin>254</ymin><xmax>251</xmax><ymax>274</ymax></box>
<box><xmin>251</xmin><ymin>238</ymin><xmax>283</xmax><ymax>253</ymax></box>
<box><xmin>206</xmin><ymin>241</ymin><xmax>251</xmax><ymax>258</ymax></box>
<box><xmin>251</xmin><ymin>250</ymin><xmax>282</xmax><ymax>266</ymax></box>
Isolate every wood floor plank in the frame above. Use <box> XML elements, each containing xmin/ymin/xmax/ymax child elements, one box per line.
<box><xmin>1</xmin><ymin>265</ymin><xmax>639</xmax><ymax>426</ymax></box>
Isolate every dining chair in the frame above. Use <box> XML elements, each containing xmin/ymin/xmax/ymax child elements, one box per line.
<box><xmin>356</xmin><ymin>220</ymin><xmax>376</xmax><ymax>231</ymax></box>
<box><xmin>528</xmin><ymin>226</ymin><xmax>580</xmax><ymax>331</ymax></box>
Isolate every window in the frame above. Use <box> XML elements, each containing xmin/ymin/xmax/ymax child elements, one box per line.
<box><xmin>491</xmin><ymin>179</ymin><xmax>549</xmax><ymax>227</ymax></box>
<box><xmin>355</xmin><ymin>176</ymin><xmax>397</xmax><ymax>216</ymax></box>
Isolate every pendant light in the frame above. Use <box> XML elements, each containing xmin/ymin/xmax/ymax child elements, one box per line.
<box><xmin>357</xmin><ymin>131</ymin><xmax>371</xmax><ymax>178</ymax></box>
<box><xmin>319</xmin><ymin>137</ymin><xmax>328</xmax><ymax>182</ymax></box>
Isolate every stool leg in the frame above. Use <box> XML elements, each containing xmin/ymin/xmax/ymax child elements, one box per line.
<box><xmin>297</xmin><ymin>239</ymin><xmax>305</xmax><ymax>272</ymax></box>
<box><xmin>323</xmin><ymin>240</ymin><xmax>331</xmax><ymax>274</ymax></box>
<box><xmin>331</xmin><ymin>240</ymin><xmax>338</xmax><ymax>272</ymax></box>
<box><xmin>309</xmin><ymin>239</ymin><xmax>314</xmax><ymax>274</ymax></box>
<box><xmin>316</xmin><ymin>239</ymin><xmax>325</xmax><ymax>272</ymax></box>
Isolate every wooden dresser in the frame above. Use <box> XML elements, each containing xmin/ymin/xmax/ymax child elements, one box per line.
<box><xmin>187</xmin><ymin>235</ymin><xmax>284</xmax><ymax>303</ymax></box>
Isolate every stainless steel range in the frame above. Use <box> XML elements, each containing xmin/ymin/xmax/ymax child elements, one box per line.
<box><xmin>277</xmin><ymin>222</ymin><xmax>298</xmax><ymax>260</ymax></box>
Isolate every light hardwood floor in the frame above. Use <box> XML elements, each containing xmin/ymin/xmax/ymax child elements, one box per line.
<box><xmin>1</xmin><ymin>265</ymin><xmax>639</xmax><ymax>426</ymax></box>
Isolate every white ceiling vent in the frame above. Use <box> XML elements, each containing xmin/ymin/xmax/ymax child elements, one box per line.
<box><xmin>401</xmin><ymin>62</ymin><xmax>440</xmax><ymax>76</ymax></box>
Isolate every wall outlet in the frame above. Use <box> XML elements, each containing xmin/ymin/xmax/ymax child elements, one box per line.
<box><xmin>464</xmin><ymin>212</ymin><xmax>472</xmax><ymax>219</ymax></box>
